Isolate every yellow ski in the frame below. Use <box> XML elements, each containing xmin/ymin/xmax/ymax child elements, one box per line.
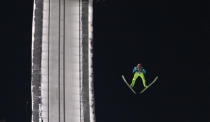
<box><xmin>140</xmin><ymin>76</ymin><xmax>158</xmax><ymax>94</ymax></box>
<box><xmin>122</xmin><ymin>75</ymin><xmax>136</xmax><ymax>94</ymax></box>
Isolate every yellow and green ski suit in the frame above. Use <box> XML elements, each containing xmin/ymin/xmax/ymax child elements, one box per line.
<box><xmin>130</xmin><ymin>66</ymin><xmax>147</xmax><ymax>88</ymax></box>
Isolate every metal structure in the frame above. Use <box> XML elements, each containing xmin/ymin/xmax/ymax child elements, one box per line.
<box><xmin>31</xmin><ymin>0</ymin><xmax>94</xmax><ymax>122</ymax></box>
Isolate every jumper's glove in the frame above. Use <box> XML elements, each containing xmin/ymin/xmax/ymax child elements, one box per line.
<box><xmin>132</xmin><ymin>67</ymin><xmax>137</xmax><ymax>73</ymax></box>
<box><xmin>143</xmin><ymin>69</ymin><xmax>146</xmax><ymax>74</ymax></box>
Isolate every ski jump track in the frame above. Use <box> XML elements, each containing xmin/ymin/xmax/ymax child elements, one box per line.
<box><xmin>31</xmin><ymin>0</ymin><xmax>94</xmax><ymax>122</ymax></box>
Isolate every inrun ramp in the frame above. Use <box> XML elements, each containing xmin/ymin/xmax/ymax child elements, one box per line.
<box><xmin>31</xmin><ymin>0</ymin><xmax>94</xmax><ymax>122</ymax></box>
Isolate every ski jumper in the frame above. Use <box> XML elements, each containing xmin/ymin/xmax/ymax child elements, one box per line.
<box><xmin>131</xmin><ymin>66</ymin><xmax>147</xmax><ymax>88</ymax></box>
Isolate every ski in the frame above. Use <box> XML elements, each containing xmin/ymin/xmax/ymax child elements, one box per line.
<box><xmin>122</xmin><ymin>75</ymin><xmax>136</xmax><ymax>94</ymax></box>
<box><xmin>140</xmin><ymin>76</ymin><xmax>158</xmax><ymax>94</ymax></box>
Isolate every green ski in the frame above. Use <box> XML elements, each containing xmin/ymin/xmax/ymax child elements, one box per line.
<box><xmin>140</xmin><ymin>76</ymin><xmax>158</xmax><ymax>94</ymax></box>
<box><xmin>122</xmin><ymin>75</ymin><xmax>136</xmax><ymax>94</ymax></box>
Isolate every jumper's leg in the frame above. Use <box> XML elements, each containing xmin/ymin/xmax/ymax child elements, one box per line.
<box><xmin>131</xmin><ymin>72</ymin><xmax>139</xmax><ymax>87</ymax></box>
<box><xmin>139</xmin><ymin>73</ymin><xmax>147</xmax><ymax>87</ymax></box>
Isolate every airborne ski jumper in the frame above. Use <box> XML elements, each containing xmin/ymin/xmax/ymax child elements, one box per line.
<box><xmin>122</xmin><ymin>63</ymin><xmax>158</xmax><ymax>94</ymax></box>
<box><xmin>131</xmin><ymin>64</ymin><xmax>147</xmax><ymax>88</ymax></box>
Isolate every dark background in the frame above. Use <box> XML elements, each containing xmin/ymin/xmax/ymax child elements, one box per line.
<box><xmin>0</xmin><ymin>0</ymin><xmax>209</xmax><ymax>122</ymax></box>
<box><xmin>93</xmin><ymin>0</ymin><xmax>210</xmax><ymax>122</ymax></box>
<box><xmin>0</xmin><ymin>0</ymin><xmax>33</xmax><ymax>121</ymax></box>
